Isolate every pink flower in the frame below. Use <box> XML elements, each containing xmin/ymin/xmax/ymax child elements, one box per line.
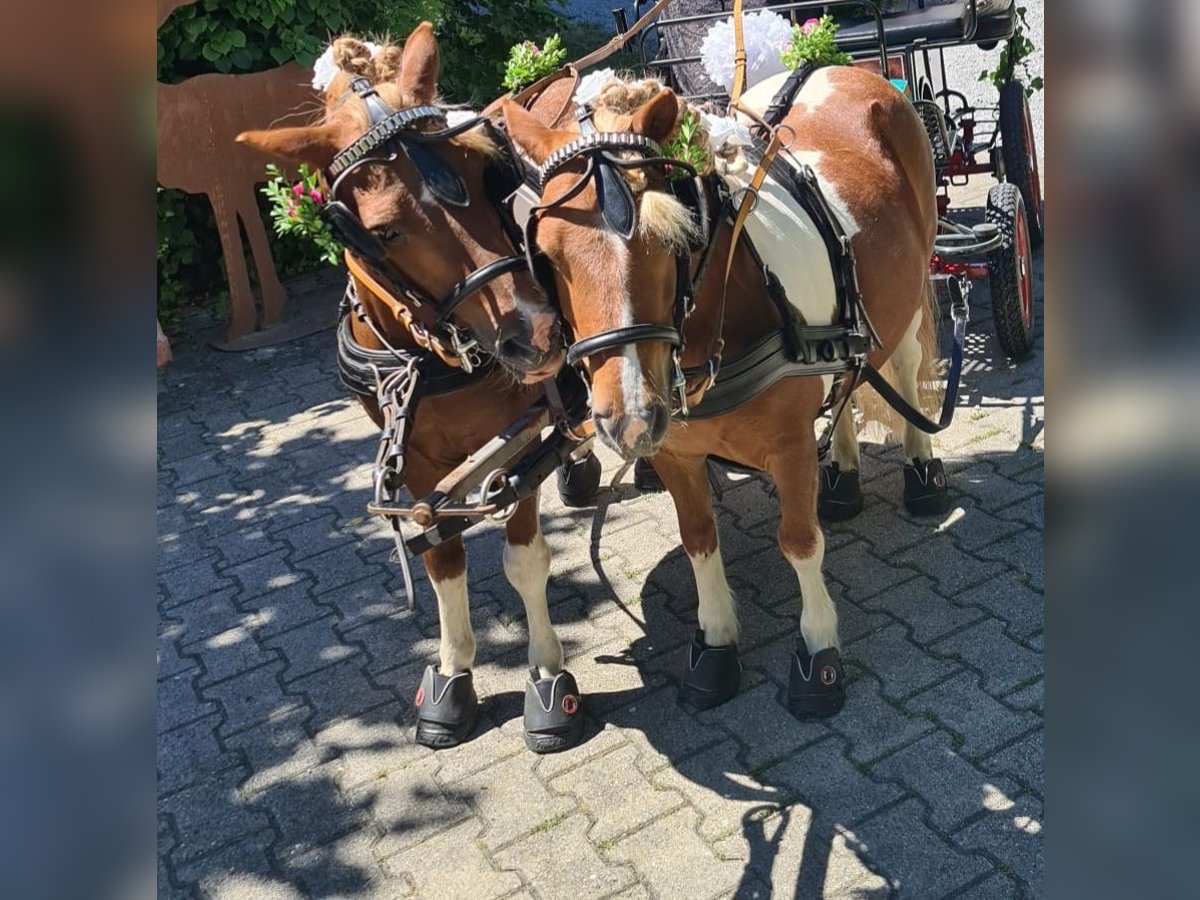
<box><xmin>292</xmin><ymin>183</ymin><xmax>305</xmax><ymax>197</ymax></box>
<box><xmin>309</xmin><ymin>189</ymin><xmax>324</xmax><ymax>204</ymax></box>
<box><xmin>802</xmin><ymin>18</ymin><xmax>821</xmax><ymax>35</ymax></box>
<box><xmin>287</xmin><ymin>206</ymin><xmax>298</xmax><ymax>218</ymax></box>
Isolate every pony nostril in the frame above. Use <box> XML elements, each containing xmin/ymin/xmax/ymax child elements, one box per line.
<box><xmin>499</xmin><ymin>336</ymin><xmax>536</xmax><ymax>361</ymax></box>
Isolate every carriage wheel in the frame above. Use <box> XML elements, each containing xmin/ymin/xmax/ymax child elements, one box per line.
<box><xmin>986</xmin><ymin>182</ymin><xmax>1036</xmax><ymax>361</ymax></box>
<box><xmin>999</xmin><ymin>80</ymin><xmax>1044</xmax><ymax>245</ymax></box>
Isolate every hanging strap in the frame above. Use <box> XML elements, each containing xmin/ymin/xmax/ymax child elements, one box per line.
<box><xmin>861</xmin><ymin>284</ymin><xmax>970</xmax><ymax>434</ymax></box>
<box><xmin>730</xmin><ymin>0</ymin><xmax>748</xmax><ymax>107</ymax></box>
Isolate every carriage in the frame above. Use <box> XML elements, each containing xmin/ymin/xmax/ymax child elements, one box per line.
<box><xmin>611</xmin><ymin>0</ymin><xmax>1042</xmax><ymax>359</ymax></box>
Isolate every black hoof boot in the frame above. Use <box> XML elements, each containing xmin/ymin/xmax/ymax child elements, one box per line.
<box><xmin>413</xmin><ymin>666</ymin><xmax>479</xmax><ymax>749</ymax></box>
<box><xmin>787</xmin><ymin>638</ymin><xmax>846</xmax><ymax>721</ymax></box>
<box><xmin>903</xmin><ymin>457</ymin><xmax>950</xmax><ymax>516</ymax></box>
<box><xmin>679</xmin><ymin>629</ymin><xmax>741</xmax><ymax>711</ymax></box>
<box><xmin>557</xmin><ymin>452</ymin><xmax>602</xmax><ymax>508</ymax></box>
<box><xmin>633</xmin><ymin>457</ymin><xmax>665</xmax><ymax>493</ymax></box>
<box><xmin>818</xmin><ymin>463</ymin><xmax>864</xmax><ymax>522</ymax></box>
<box><xmin>523</xmin><ymin>668</ymin><xmax>585</xmax><ymax>754</ymax></box>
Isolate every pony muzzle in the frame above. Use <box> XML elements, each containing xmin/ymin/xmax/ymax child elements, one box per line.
<box><xmin>594</xmin><ymin>401</ymin><xmax>669</xmax><ymax>458</ymax></box>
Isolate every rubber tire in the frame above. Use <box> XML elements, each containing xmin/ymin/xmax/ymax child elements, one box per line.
<box><xmin>999</xmin><ymin>80</ymin><xmax>1044</xmax><ymax>246</ymax></box>
<box><xmin>986</xmin><ymin>183</ymin><xmax>1036</xmax><ymax>361</ymax></box>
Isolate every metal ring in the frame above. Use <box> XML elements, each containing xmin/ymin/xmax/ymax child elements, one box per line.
<box><xmin>480</xmin><ymin>468</ymin><xmax>518</xmax><ymax>523</ymax></box>
<box><xmin>773</xmin><ymin>123</ymin><xmax>797</xmax><ymax>150</ymax></box>
<box><xmin>732</xmin><ymin>186</ymin><xmax>759</xmax><ymax>214</ymax></box>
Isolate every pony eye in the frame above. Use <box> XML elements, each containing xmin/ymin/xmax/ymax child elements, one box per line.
<box><xmin>371</xmin><ymin>225</ymin><xmax>401</xmax><ymax>242</ymax></box>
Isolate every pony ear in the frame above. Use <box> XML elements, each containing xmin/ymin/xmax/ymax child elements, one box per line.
<box><xmin>631</xmin><ymin>90</ymin><xmax>680</xmax><ymax>145</ymax></box>
<box><xmin>501</xmin><ymin>100</ymin><xmax>572</xmax><ymax>166</ymax></box>
<box><xmin>236</xmin><ymin>124</ymin><xmax>344</xmax><ymax>170</ymax></box>
<box><xmin>400</xmin><ymin>21</ymin><xmax>439</xmax><ymax>105</ymax></box>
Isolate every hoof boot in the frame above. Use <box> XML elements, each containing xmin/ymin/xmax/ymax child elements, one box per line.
<box><xmin>787</xmin><ymin>638</ymin><xmax>846</xmax><ymax>720</ymax></box>
<box><xmin>818</xmin><ymin>463</ymin><xmax>863</xmax><ymax>522</ymax></box>
<box><xmin>679</xmin><ymin>629</ymin><xmax>741</xmax><ymax>711</ymax></box>
<box><xmin>633</xmin><ymin>458</ymin><xmax>665</xmax><ymax>493</ymax></box>
<box><xmin>557</xmin><ymin>452</ymin><xmax>602</xmax><ymax>508</ymax></box>
<box><xmin>413</xmin><ymin>666</ymin><xmax>478</xmax><ymax>749</ymax></box>
<box><xmin>903</xmin><ymin>457</ymin><xmax>950</xmax><ymax>516</ymax></box>
<box><xmin>524</xmin><ymin>668</ymin><xmax>585</xmax><ymax>753</ymax></box>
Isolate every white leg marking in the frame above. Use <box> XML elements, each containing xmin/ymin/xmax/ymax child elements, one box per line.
<box><xmin>504</xmin><ymin>528</ymin><xmax>562</xmax><ymax>678</ymax></box>
<box><xmin>891</xmin><ymin>308</ymin><xmax>934</xmax><ymax>461</ymax></box>
<box><xmin>689</xmin><ymin>547</ymin><xmax>739</xmax><ymax>646</ymax></box>
<box><xmin>786</xmin><ymin>532</ymin><xmax>840</xmax><ymax>653</ymax></box>
<box><xmin>430</xmin><ymin>572</ymin><xmax>475</xmax><ymax>675</ymax></box>
<box><xmin>830</xmin><ymin>398</ymin><xmax>861</xmax><ymax>471</ymax></box>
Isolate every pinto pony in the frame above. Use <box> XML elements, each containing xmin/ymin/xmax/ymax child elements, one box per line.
<box><xmin>505</xmin><ymin>65</ymin><xmax>944</xmax><ymax>717</ymax></box>
<box><xmin>238</xmin><ymin>26</ymin><xmax>585</xmax><ymax>752</ymax></box>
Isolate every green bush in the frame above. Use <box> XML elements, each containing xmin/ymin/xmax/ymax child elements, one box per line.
<box><xmin>157</xmin><ymin>0</ymin><xmax>569</xmax><ymax>329</ymax></box>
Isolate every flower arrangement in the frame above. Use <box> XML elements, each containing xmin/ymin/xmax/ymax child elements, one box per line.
<box><xmin>502</xmin><ymin>34</ymin><xmax>567</xmax><ymax>92</ymax></box>
<box><xmin>261</xmin><ymin>163</ymin><xmax>342</xmax><ymax>266</ymax></box>
<box><xmin>699</xmin><ymin>9</ymin><xmax>792</xmax><ymax>94</ymax></box>
<box><xmin>781</xmin><ymin>15</ymin><xmax>852</xmax><ymax>70</ymax></box>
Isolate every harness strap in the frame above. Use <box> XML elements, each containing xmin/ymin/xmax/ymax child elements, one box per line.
<box><xmin>861</xmin><ymin>284</ymin><xmax>969</xmax><ymax>434</ymax></box>
<box><xmin>730</xmin><ymin>0</ymin><xmax>748</xmax><ymax>106</ymax></box>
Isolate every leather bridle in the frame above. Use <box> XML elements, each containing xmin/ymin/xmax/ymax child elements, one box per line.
<box><xmin>527</xmin><ymin>126</ymin><xmax>723</xmax><ymax>414</ymax></box>
<box><xmin>322</xmin><ymin>77</ymin><xmax>533</xmax><ymax>371</ymax></box>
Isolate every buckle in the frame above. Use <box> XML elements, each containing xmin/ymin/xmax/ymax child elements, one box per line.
<box><xmin>671</xmin><ymin>351</ymin><xmax>689</xmax><ymax>417</ymax></box>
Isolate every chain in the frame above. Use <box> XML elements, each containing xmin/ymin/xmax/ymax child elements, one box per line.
<box><xmin>371</xmin><ymin>358</ymin><xmax>422</xmax><ymax>609</ymax></box>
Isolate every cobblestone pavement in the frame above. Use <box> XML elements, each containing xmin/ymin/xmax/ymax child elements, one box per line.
<box><xmin>158</xmin><ymin>235</ymin><xmax>1043</xmax><ymax>896</ymax></box>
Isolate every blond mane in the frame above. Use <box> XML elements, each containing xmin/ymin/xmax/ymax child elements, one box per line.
<box><xmin>324</xmin><ymin>35</ymin><xmax>501</xmax><ymax>158</ymax></box>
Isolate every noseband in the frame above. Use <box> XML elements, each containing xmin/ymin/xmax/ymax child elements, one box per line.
<box><xmin>323</xmin><ymin>77</ymin><xmax>532</xmax><ymax>369</ymax></box>
<box><xmin>530</xmin><ymin>127</ymin><xmax>719</xmax><ymax>412</ymax></box>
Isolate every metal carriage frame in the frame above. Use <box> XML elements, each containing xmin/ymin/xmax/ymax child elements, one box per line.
<box><xmin>610</xmin><ymin>0</ymin><xmax>1042</xmax><ymax>359</ymax></box>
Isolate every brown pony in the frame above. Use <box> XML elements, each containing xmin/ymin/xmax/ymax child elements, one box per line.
<box><xmin>238</xmin><ymin>25</ymin><xmax>585</xmax><ymax>752</ymax></box>
<box><xmin>505</xmin><ymin>65</ymin><xmax>942</xmax><ymax>718</ymax></box>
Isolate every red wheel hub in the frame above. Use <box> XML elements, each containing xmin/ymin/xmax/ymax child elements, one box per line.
<box><xmin>1022</xmin><ymin>100</ymin><xmax>1043</xmax><ymax>231</ymax></box>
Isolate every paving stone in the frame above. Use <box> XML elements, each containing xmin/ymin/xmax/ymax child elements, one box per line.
<box><xmin>938</xmin><ymin>501</ymin><xmax>1025</xmax><ymax>552</ymax></box>
<box><xmin>607</xmin><ymin>808</ymin><xmax>742</xmax><ymax>899</ymax></box>
<box><xmin>824</xmin><ymin>541</ymin><xmax>918</xmax><ymax>603</ymax></box>
<box><xmin>493</xmin><ymin>813</ymin><xmax>640</xmax><ymax>900</ymax></box>
<box><xmin>158</xmin><ymin>522</ymin><xmax>213</xmax><ymax>573</ymax></box>
<box><xmin>205</xmin><ymin>523</ymin><xmax>288</xmax><ymax>569</ymax></box>
<box><xmin>204</xmin><ymin>662</ymin><xmax>304</xmax><ymax>736</ymax></box>
<box><xmin>842</xmin><ymin>496</ymin><xmax>935</xmax><ymax>558</ymax></box>
<box><xmin>555</xmin><ymin>743</ymin><xmax>686</xmax><ymax>844</ymax></box>
<box><xmin>316</xmin><ymin>573</ymin><xmax>409</xmax><ymax>630</ymax></box>
<box><xmin>262</xmin><ymin>615</ymin><xmax>360</xmax><ymax>683</ymax></box>
<box><xmin>950</xmin><ymin>873</ymin><xmax>1022</xmax><ymax>899</ymax></box>
<box><xmin>859</xmin><ymin>576</ymin><xmax>985</xmax><ymax>643</ymax></box>
<box><xmin>847</xmin><ymin>800</ymin><xmax>991</xmax><ymax>898</ymax></box>
<box><xmin>383</xmin><ymin>819</ymin><xmax>523</xmax><ymax>900</ymax></box>
<box><xmin>905</xmin><ymin>672</ymin><xmax>1040</xmax><ymax>760</ymax></box>
<box><xmin>315</xmin><ymin>704</ymin><xmax>431</xmax><ymax>793</ymax></box>
<box><xmin>158</xmin><ymin>713</ymin><xmax>243</xmax><ymax>797</ymax></box>
<box><xmin>173</xmin><ymin>830</ymin><xmax>294</xmax><ymax>900</ymax></box>
<box><xmin>363</xmin><ymin>756</ymin><xmax>476</xmax><ymax>859</ymax></box>
<box><xmin>532</xmin><ymin>722</ymin><xmax>630</xmax><ymax>782</ymax></box>
<box><xmin>455</xmin><ymin>753</ymin><xmax>578</xmax><ymax>850</ymax></box>
<box><xmin>159</xmin><ymin>624</ymin><xmax>201</xmax><ymax>681</ymax></box>
<box><xmin>238</xmin><ymin>578</ymin><xmax>334</xmax><ymax>640</ymax></box>
<box><xmin>698</xmin><ymin>681</ymin><xmax>829</xmax><ymax>773</ymax></box>
<box><xmin>283</xmin><ymin>831</ymin><xmax>406</xmax><ymax>900</ymax></box>
<box><xmin>159</xmin><ymin>556</ymin><xmax>237</xmax><ymax>608</ymax></box>
<box><xmin>932</xmin><ymin>618</ymin><xmax>1042</xmax><ymax>695</ymax></box>
<box><xmin>956</xmin><ymin>576</ymin><xmax>1043</xmax><ymax>637</ymax></box>
<box><xmin>872</xmin><ymin>731</ymin><xmax>1020</xmax><ymax>831</ymax></box>
<box><xmin>166</xmin><ymin>588</ymin><xmax>247</xmax><ymax>648</ymax></box>
<box><xmin>892</xmin><ymin>536</ymin><xmax>1009</xmax><ymax>596</ymax></box>
<box><xmin>758</xmin><ymin>735</ymin><xmax>905</xmax><ymax>827</ymax></box>
<box><xmin>286</xmin><ymin>659</ymin><xmax>395</xmax><ymax>730</ymax></box>
<box><xmin>845</xmin><ymin>622</ymin><xmax>961</xmax><ymax>701</ymax></box>
<box><xmin>976</xmin><ymin>530</ymin><xmax>1043</xmax><ymax>592</ymax></box>
<box><xmin>159</xmin><ymin>671</ymin><xmax>217</xmax><ymax>735</ymax></box>
<box><xmin>225</xmin><ymin>707</ymin><xmax>333</xmax><ymax>798</ymax></box>
<box><xmin>340</xmin><ymin>610</ymin><xmax>434</xmax><ymax>676</ymax></box>
<box><xmin>1003</xmin><ymin>677</ymin><xmax>1043</xmax><ymax>714</ymax></box>
<box><xmin>994</xmin><ymin>492</ymin><xmax>1044</xmax><ymax>530</ymax></box>
<box><xmin>161</xmin><ymin>768</ymin><xmax>273</xmax><ymax>864</ymax></box>
<box><xmin>954</xmin><ymin>795</ymin><xmax>1043</xmax><ymax>898</ymax></box>
<box><xmin>953</xmin><ymin>463</ymin><xmax>1041</xmax><ymax>512</ymax></box>
<box><xmin>223</xmin><ymin>550</ymin><xmax>299</xmax><ymax>603</ymax></box>
<box><xmin>827</xmin><ymin>670</ymin><xmax>935</xmax><ymax>765</ymax></box>
<box><xmin>980</xmin><ymin>728</ymin><xmax>1044</xmax><ymax>797</ymax></box>
<box><xmin>196</xmin><ymin>626</ymin><xmax>281</xmax><ymax>687</ymax></box>
<box><xmin>261</xmin><ymin>761</ymin><xmax>372</xmax><ymax>859</ymax></box>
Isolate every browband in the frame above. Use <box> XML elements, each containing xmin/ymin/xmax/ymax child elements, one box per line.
<box><xmin>537</xmin><ymin>132</ymin><xmax>663</xmax><ymax>189</ymax></box>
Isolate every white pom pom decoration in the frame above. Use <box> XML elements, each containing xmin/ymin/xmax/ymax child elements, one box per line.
<box><xmin>700</xmin><ymin>111</ymin><xmax>752</xmax><ymax>153</ymax></box>
<box><xmin>699</xmin><ymin>10</ymin><xmax>792</xmax><ymax>94</ymax></box>
<box><xmin>576</xmin><ymin>68</ymin><xmax>617</xmax><ymax>106</ymax></box>
<box><xmin>312</xmin><ymin>41</ymin><xmax>381</xmax><ymax>91</ymax></box>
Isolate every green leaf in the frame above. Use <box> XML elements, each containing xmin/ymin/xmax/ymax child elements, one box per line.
<box><xmin>228</xmin><ymin>28</ymin><xmax>246</xmax><ymax>49</ymax></box>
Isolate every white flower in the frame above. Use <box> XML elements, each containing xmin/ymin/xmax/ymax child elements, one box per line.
<box><xmin>575</xmin><ymin>68</ymin><xmax>617</xmax><ymax>106</ymax></box>
<box><xmin>699</xmin><ymin>10</ymin><xmax>792</xmax><ymax>94</ymax></box>
<box><xmin>701</xmin><ymin>111</ymin><xmax>753</xmax><ymax>152</ymax></box>
<box><xmin>312</xmin><ymin>41</ymin><xmax>381</xmax><ymax>91</ymax></box>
